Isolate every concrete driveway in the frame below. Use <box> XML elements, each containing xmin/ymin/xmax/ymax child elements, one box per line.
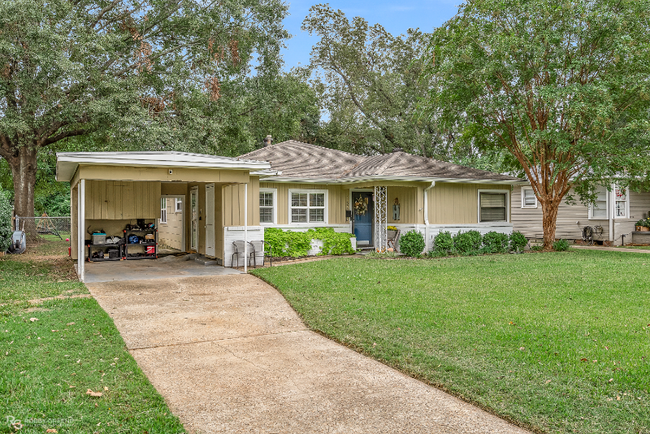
<box><xmin>86</xmin><ymin>274</ymin><xmax>530</xmax><ymax>434</ymax></box>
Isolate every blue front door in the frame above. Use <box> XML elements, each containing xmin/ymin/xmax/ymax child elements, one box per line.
<box><xmin>353</xmin><ymin>192</ymin><xmax>373</xmax><ymax>247</ymax></box>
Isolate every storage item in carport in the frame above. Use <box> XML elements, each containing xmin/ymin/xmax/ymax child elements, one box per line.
<box><xmin>92</xmin><ymin>251</ymin><xmax>105</xmax><ymax>259</ymax></box>
<box><xmin>146</xmin><ymin>246</ymin><xmax>155</xmax><ymax>255</ymax></box>
<box><xmin>144</xmin><ymin>234</ymin><xmax>155</xmax><ymax>241</ymax></box>
<box><xmin>107</xmin><ymin>249</ymin><xmax>120</xmax><ymax>259</ymax></box>
<box><xmin>128</xmin><ymin>235</ymin><xmax>140</xmax><ymax>244</ymax></box>
<box><xmin>92</xmin><ymin>233</ymin><xmax>106</xmax><ymax>244</ymax></box>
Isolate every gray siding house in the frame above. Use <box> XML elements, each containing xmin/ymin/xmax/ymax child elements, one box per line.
<box><xmin>511</xmin><ymin>185</ymin><xmax>650</xmax><ymax>245</ymax></box>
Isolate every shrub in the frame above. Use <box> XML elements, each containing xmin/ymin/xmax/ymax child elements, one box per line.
<box><xmin>399</xmin><ymin>230</ymin><xmax>425</xmax><ymax>257</ymax></box>
<box><xmin>0</xmin><ymin>186</ymin><xmax>12</xmax><ymax>252</ymax></box>
<box><xmin>482</xmin><ymin>231</ymin><xmax>509</xmax><ymax>254</ymax></box>
<box><xmin>453</xmin><ymin>230</ymin><xmax>483</xmax><ymax>255</ymax></box>
<box><xmin>263</xmin><ymin>227</ymin><xmax>354</xmax><ymax>257</ymax></box>
<box><xmin>431</xmin><ymin>231</ymin><xmax>454</xmax><ymax>257</ymax></box>
<box><xmin>553</xmin><ymin>239</ymin><xmax>570</xmax><ymax>252</ymax></box>
<box><xmin>509</xmin><ymin>231</ymin><xmax>528</xmax><ymax>252</ymax></box>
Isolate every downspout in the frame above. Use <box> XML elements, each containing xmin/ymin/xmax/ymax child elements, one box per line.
<box><xmin>424</xmin><ymin>181</ymin><xmax>436</xmax><ymax>252</ymax></box>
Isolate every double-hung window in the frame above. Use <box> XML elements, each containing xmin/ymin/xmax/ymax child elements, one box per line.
<box><xmin>478</xmin><ymin>191</ymin><xmax>509</xmax><ymax>222</ymax></box>
<box><xmin>290</xmin><ymin>190</ymin><xmax>327</xmax><ymax>224</ymax></box>
<box><xmin>521</xmin><ymin>187</ymin><xmax>537</xmax><ymax>208</ymax></box>
<box><xmin>614</xmin><ymin>186</ymin><xmax>629</xmax><ymax>218</ymax></box>
<box><xmin>259</xmin><ymin>189</ymin><xmax>276</xmax><ymax>224</ymax></box>
<box><xmin>589</xmin><ymin>187</ymin><xmax>608</xmax><ymax>219</ymax></box>
<box><xmin>174</xmin><ymin>198</ymin><xmax>183</xmax><ymax>213</ymax></box>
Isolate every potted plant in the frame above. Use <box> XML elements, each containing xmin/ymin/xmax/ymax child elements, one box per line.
<box><xmin>387</xmin><ymin>225</ymin><xmax>398</xmax><ymax>238</ymax></box>
<box><xmin>635</xmin><ymin>218</ymin><xmax>650</xmax><ymax>231</ymax></box>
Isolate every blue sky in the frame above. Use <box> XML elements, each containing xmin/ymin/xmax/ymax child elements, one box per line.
<box><xmin>280</xmin><ymin>0</ymin><xmax>462</xmax><ymax>70</ymax></box>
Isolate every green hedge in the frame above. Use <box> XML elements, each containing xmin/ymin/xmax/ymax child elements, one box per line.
<box><xmin>430</xmin><ymin>230</ymin><xmax>529</xmax><ymax>257</ymax></box>
<box><xmin>264</xmin><ymin>227</ymin><xmax>355</xmax><ymax>257</ymax></box>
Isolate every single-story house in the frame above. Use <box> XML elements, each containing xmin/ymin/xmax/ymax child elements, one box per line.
<box><xmin>56</xmin><ymin>140</ymin><xmax>524</xmax><ymax>281</ymax></box>
<box><xmin>511</xmin><ymin>184</ymin><xmax>650</xmax><ymax>245</ymax></box>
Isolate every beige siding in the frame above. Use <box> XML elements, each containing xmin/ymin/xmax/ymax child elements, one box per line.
<box><xmin>428</xmin><ymin>183</ymin><xmax>510</xmax><ymax>225</ymax></box>
<box><xmin>222</xmin><ymin>177</ymin><xmax>260</xmax><ymax>227</ymax></box>
<box><xmin>85</xmin><ymin>180</ymin><xmax>161</xmax><ymax>220</ymax></box>
<box><xmin>259</xmin><ymin>182</ymin><xmax>347</xmax><ymax>225</ymax></box>
<box><xmin>159</xmin><ymin>198</ymin><xmax>183</xmax><ymax>250</ymax></box>
<box><xmin>511</xmin><ymin>186</ymin><xmax>610</xmax><ymax>240</ymax></box>
<box><xmin>77</xmin><ymin>165</ymin><xmax>249</xmax><ymax>184</ymax></box>
<box><xmin>387</xmin><ymin>186</ymin><xmax>419</xmax><ymax>224</ymax></box>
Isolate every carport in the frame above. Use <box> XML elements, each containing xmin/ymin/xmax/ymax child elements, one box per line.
<box><xmin>56</xmin><ymin>151</ymin><xmax>271</xmax><ymax>282</ymax></box>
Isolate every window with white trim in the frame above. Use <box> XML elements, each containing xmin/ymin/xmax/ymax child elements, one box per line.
<box><xmin>175</xmin><ymin>198</ymin><xmax>183</xmax><ymax>213</ymax></box>
<box><xmin>589</xmin><ymin>187</ymin><xmax>608</xmax><ymax>219</ymax></box>
<box><xmin>290</xmin><ymin>190</ymin><xmax>327</xmax><ymax>223</ymax></box>
<box><xmin>259</xmin><ymin>189</ymin><xmax>276</xmax><ymax>224</ymax></box>
<box><xmin>160</xmin><ymin>198</ymin><xmax>167</xmax><ymax>224</ymax></box>
<box><xmin>614</xmin><ymin>185</ymin><xmax>629</xmax><ymax>218</ymax></box>
<box><xmin>521</xmin><ymin>187</ymin><xmax>537</xmax><ymax>208</ymax></box>
<box><xmin>479</xmin><ymin>191</ymin><xmax>508</xmax><ymax>222</ymax></box>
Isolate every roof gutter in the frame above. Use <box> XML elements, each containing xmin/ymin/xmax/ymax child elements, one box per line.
<box><xmin>424</xmin><ymin>181</ymin><xmax>436</xmax><ymax>251</ymax></box>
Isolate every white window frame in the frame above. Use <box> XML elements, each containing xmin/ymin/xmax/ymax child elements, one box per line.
<box><xmin>521</xmin><ymin>187</ymin><xmax>537</xmax><ymax>208</ymax></box>
<box><xmin>588</xmin><ymin>186</ymin><xmax>609</xmax><ymax>220</ymax></box>
<box><xmin>259</xmin><ymin>188</ymin><xmax>277</xmax><ymax>225</ymax></box>
<box><xmin>477</xmin><ymin>190</ymin><xmax>510</xmax><ymax>223</ymax></box>
<box><xmin>174</xmin><ymin>198</ymin><xmax>183</xmax><ymax>213</ymax></box>
<box><xmin>613</xmin><ymin>185</ymin><xmax>630</xmax><ymax>219</ymax></box>
<box><xmin>160</xmin><ymin>198</ymin><xmax>167</xmax><ymax>224</ymax></box>
<box><xmin>288</xmin><ymin>189</ymin><xmax>328</xmax><ymax>225</ymax></box>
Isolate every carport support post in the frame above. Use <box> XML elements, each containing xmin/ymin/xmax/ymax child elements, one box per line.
<box><xmin>77</xmin><ymin>179</ymin><xmax>85</xmax><ymax>282</ymax></box>
<box><xmin>244</xmin><ymin>183</ymin><xmax>248</xmax><ymax>273</ymax></box>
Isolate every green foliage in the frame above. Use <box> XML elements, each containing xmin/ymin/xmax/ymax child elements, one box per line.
<box><xmin>509</xmin><ymin>231</ymin><xmax>528</xmax><ymax>252</ymax></box>
<box><xmin>553</xmin><ymin>239</ymin><xmax>570</xmax><ymax>252</ymax></box>
<box><xmin>302</xmin><ymin>5</ymin><xmax>453</xmax><ymax>159</ymax></box>
<box><xmin>635</xmin><ymin>218</ymin><xmax>650</xmax><ymax>228</ymax></box>
<box><xmin>453</xmin><ymin>230</ymin><xmax>483</xmax><ymax>256</ymax></box>
<box><xmin>431</xmin><ymin>231</ymin><xmax>454</xmax><ymax>257</ymax></box>
<box><xmin>399</xmin><ymin>230</ymin><xmax>425</xmax><ymax>257</ymax></box>
<box><xmin>422</xmin><ymin>0</ymin><xmax>650</xmax><ymax>249</ymax></box>
<box><xmin>264</xmin><ymin>228</ymin><xmax>354</xmax><ymax>258</ymax></box>
<box><xmin>0</xmin><ymin>186</ymin><xmax>12</xmax><ymax>252</ymax></box>
<box><xmin>481</xmin><ymin>231</ymin><xmax>509</xmax><ymax>254</ymax></box>
<box><xmin>0</xmin><ymin>0</ymin><xmax>296</xmax><ymax>217</ymax></box>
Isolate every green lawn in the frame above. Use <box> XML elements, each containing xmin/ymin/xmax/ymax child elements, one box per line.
<box><xmin>252</xmin><ymin>250</ymin><xmax>650</xmax><ymax>434</ymax></box>
<box><xmin>1</xmin><ymin>241</ymin><xmax>186</xmax><ymax>433</ymax></box>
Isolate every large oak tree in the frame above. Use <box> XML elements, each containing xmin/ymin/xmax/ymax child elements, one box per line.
<box><xmin>0</xmin><ymin>0</ymin><xmax>289</xmax><ymax>223</ymax></box>
<box><xmin>422</xmin><ymin>0</ymin><xmax>650</xmax><ymax>249</ymax></box>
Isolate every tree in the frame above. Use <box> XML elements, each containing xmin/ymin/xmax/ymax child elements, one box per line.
<box><xmin>0</xmin><ymin>0</ymin><xmax>289</xmax><ymax>224</ymax></box>
<box><xmin>302</xmin><ymin>5</ymin><xmax>454</xmax><ymax>158</ymax></box>
<box><xmin>422</xmin><ymin>0</ymin><xmax>650</xmax><ymax>250</ymax></box>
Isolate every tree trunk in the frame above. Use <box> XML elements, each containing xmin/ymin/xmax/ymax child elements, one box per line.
<box><xmin>540</xmin><ymin>199</ymin><xmax>559</xmax><ymax>251</ymax></box>
<box><xmin>10</xmin><ymin>146</ymin><xmax>39</xmax><ymax>237</ymax></box>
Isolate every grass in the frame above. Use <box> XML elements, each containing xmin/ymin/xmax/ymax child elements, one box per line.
<box><xmin>252</xmin><ymin>250</ymin><xmax>650</xmax><ymax>434</ymax></box>
<box><xmin>1</xmin><ymin>238</ymin><xmax>186</xmax><ymax>433</ymax></box>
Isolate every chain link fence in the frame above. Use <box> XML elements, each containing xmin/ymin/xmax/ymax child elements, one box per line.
<box><xmin>15</xmin><ymin>216</ymin><xmax>71</xmax><ymax>240</ymax></box>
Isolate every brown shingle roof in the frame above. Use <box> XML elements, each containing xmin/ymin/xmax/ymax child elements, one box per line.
<box><xmin>239</xmin><ymin>140</ymin><xmax>520</xmax><ymax>183</ymax></box>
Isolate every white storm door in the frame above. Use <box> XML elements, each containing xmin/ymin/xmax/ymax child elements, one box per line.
<box><xmin>205</xmin><ymin>184</ymin><xmax>215</xmax><ymax>257</ymax></box>
<box><xmin>190</xmin><ymin>187</ymin><xmax>198</xmax><ymax>251</ymax></box>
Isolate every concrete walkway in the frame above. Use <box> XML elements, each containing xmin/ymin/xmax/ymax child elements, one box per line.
<box><xmin>86</xmin><ymin>275</ymin><xmax>530</xmax><ymax>434</ymax></box>
<box><xmin>571</xmin><ymin>245</ymin><xmax>650</xmax><ymax>253</ymax></box>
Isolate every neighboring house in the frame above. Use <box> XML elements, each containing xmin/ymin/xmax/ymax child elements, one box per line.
<box><xmin>56</xmin><ymin>141</ymin><xmax>523</xmax><ymax>280</ymax></box>
<box><xmin>511</xmin><ymin>184</ymin><xmax>650</xmax><ymax>245</ymax></box>
<box><xmin>239</xmin><ymin>140</ymin><xmax>523</xmax><ymax>251</ymax></box>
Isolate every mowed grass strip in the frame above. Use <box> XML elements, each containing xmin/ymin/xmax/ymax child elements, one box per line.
<box><xmin>0</xmin><ymin>244</ymin><xmax>186</xmax><ymax>433</ymax></box>
<box><xmin>252</xmin><ymin>250</ymin><xmax>650</xmax><ymax>434</ymax></box>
